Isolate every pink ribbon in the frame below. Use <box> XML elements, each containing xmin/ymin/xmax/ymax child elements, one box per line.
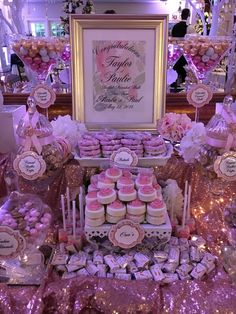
<box><xmin>20</xmin><ymin>111</ymin><xmax>54</xmax><ymax>154</ymax></box>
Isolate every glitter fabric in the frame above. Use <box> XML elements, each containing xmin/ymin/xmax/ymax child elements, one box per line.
<box><xmin>0</xmin><ymin>154</ymin><xmax>235</xmax><ymax>313</ymax></box>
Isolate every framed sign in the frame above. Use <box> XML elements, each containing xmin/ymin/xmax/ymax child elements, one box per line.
<box><xmin>70</xmin><ymin>15</ymin><xmax>168</xmax><ymax>130</ymax></box>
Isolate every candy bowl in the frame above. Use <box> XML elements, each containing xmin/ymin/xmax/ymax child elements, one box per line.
<box><xmin>11</xmin><ymin>35</ymin><xmax>66</xmax><ymax>86</ymax></box>
<box><xmin>168</xmin><ymin>37</ymin><xmax>184</xmax><ymax>68</ymax></box>
<box><xmin>182</xmin><ymin>35</ymin><xmax>232</xmax><ymax>83</ymax></box>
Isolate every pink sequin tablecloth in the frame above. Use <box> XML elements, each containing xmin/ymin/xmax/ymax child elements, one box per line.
<box><xmin>0</xmin><ymin>154</ymin><xmax>236</xmax><ymax>314</ymax></box>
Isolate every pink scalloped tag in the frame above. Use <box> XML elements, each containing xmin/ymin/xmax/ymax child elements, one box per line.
<box><xmin>214</xmin><ymin>151</ymin><xmax>236</xmax><ymax>181</ymax></box>
<box><xmin>110</xmin><ymin>147</ymin><xmax>138</xmax><ymax>167</ymax></box>
<box><xmin>187</xmin><ymin>83</ymin><xmax>213</xmax><ymax>108</ymax></box>
<box><xmin>13</xmin><ymin>151</ymin><xmax>46</xmax><ymax>180</ymax></box>
<box><xmin>108</xmin><ymin>219</ymin><xmax>145</xmax><ymax>249</ymax></box>
<box><xmin>30</xmin><ymin>84</ymin><xmax>56</xmax><ymax>109</ymax></box>
<box><xmin>0</xmin><ymin>226</ymin><xmax>26</xmax><ymax>259</ymax></box>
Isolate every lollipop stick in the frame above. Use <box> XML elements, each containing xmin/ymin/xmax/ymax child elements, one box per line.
<box><xmin>187</xmin><ymin>184</ymin><xmax>192</xmax><ymax>220</ymax></box>
<box><xmin>182</xmin><ymin>181</ymin><xmax>188</xmax><ymax>228</ymax></box>
<box><xmin>66</xmin><ymin>187</ymin><xmax>71</xmax><ymax>223</ymax></box>
<box><xmin>60</xmin><ymin>194</ymin><xmax>66</xmax><ymax>231</ymax></box>
<box><xmin>72</xmin><ymin>201</ymin><xmax>76</xmax><ymax>239</ymax></box>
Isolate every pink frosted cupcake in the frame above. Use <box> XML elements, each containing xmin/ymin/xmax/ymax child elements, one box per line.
<box><xmin>135</xmin><ymin>175</ymin><xmax>153</xmax><ymax>189</ymax></box>
<box><xmin>97</xmin><ymin>177</ymin><xmax>115</xmax><ymax>189</ymax></box>
<box><xmin>126</xmin><ymin>213</ymin><xmax>145</xmax><ymax>224</ymax></box>
<box><xmin>147</xmin><ymin>199</ymin><xmax>166</xmax><ymax>217</ymax></box>
<box><xmin>118</xmin><ymin>187</ymin><xmax>137</xmax><ymax>202</ymax></box>
<box><xmin>138</xmin><ymin>186</ymin><xmax>157</xmax><ymax>202</ymax></box>
<box><xmin>97</xmin><ymin>188</ymin><xmax>116</xmax><ymax>204</ymax></box>
<box><xmin>122</xmin><ymin>170</ymin><xmax>133</xmax><ymax>179</ymax></box>
<box><xmin>88</xmin><ymin>183</ymin><xmax>99</xmax><ymax>192</ymax></box>
<box><xmin>85</xmin><ymin>200</ymin><xmax>105</xmax><ymax>219</ymax></box>
<box><xmin>105</xmin><ymin>168</ymin><xmax>122</xmax><ymax>182</ymax></box>
<box><xmin>85</xmin><ymin>191</ymin><xmax>98</xmax><ymax>204</ymax></box>
<box><xmin>117</xmin><ymin>177</ymin><xmax>135</xmax><ymax>190</ymax></box>
<box><xmin>127</xmin><ymin>199</ymin><xmax>146</xmax><ymax>215</ymax></box>
<box><xmin>107</xmin><ymin>200</ymin><xmax>126</xmax><ymax>217</ymax></box>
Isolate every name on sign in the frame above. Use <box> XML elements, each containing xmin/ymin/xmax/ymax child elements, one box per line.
<box><xmin>35</xmin><ymin>90</ymin><xmax>49</xmax><ymax>103</ymax></box>
<box><xmin>30</xmin><ymin>84</ymin><xmax>56</xmax><ymax>109</ymax></box>
<box><xmin>111</xmin><ymin>148</ymin><xmax>138</xmax><ymax>167</ymax></box>
<box><xmin>187</xmin><ymin>83</ymin><xmax>213</xmax><ymax>108</ymax></box>
<box><xmin>108</xmin><ymin>219</ymin><xmax>145</xmax><ymax>249</ymax></box>
<box><xmin>214</xmin><ymin>152</ymin><xmax>236</xmax><ymax>181</ymax></box>
<box><xmin>13</xmin><ymin>151</ymin><xmax>46</xmax><ymax>181</ymax></box>
<box><xmin>0</xmin><ymin>226</ymin><xmax>26</xmax><ymax>259</ymax></box>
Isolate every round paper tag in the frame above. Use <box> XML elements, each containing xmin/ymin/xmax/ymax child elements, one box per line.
<box><xmin>30</xmin><ymin>84</ymin><xmax>56</xmax><ymax>108</ymax></box>
<box><xmin>13</xmin><ymin>151</ymin><xmax>46</xmax><ymax>180</ymax></box>
<box><xmin>108</xmin><ymin>219</ymin><xmax>145</xmax><ymax>249</ymax></box>
<box><xmin>0</xmin><ymin>226</ymin><xmax>26</xmax><ymax>259</ymax></box>
<box><xmin>110</xmin><ymin>148</ymin><xmax>138</xmax><ymax>167</ymax></box>
<box><xmin>187</xmin><ymin>83</ymin><xmax>213</xmax><ymax>108</ymax></box>
<box><xmin>214</xmin><ymin>152</ymin><xmax>236</xmax><ymax>181</ymax></box>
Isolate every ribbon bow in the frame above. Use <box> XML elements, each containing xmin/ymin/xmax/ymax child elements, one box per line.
<box><xmin>22</xmin><ymin>110</ymin><xmax>43</xmax><ymax>154</ymax></box>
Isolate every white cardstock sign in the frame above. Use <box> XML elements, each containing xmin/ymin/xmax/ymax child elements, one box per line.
<box><xmin>13</xmin><ymin>151</ymin><xmax>46</xmax><ymax>180</ymax></box>
<box><xmin>214</xmin><ymin>152</ymin><xmax>236</xmax><ymax>181</ymax></box>
<box><xmin>187</xmin><ymin>83</ymin><xmax>213</xmax><ymax>108</ymax></box>
<box><xmin>110</xmin><ymin>148</ymin><xmax>138</xmax><ymax>167</ymax></box>
<box><xmin>0</xmin><ymin>226</ymin><xmax>26</xmax><ymax>259</ymax></box>
<box><xmin>108</xmin><ymin>219</ymin><xmax>145</xmax><ymax>249</ymax></box>
<box><xmin>30</xmin><ymin>84</ymin><xmax>56</xmax><ymax>109</ymax></box>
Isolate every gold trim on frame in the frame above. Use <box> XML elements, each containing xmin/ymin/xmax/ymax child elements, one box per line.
<box><xmin>70</xmin><ymin>14</ymin><xmax>168</xmax><ymax>130</ymax></box>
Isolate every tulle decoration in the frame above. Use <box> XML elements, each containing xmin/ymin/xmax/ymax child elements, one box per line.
<box><xmin>179</xmin><ymin>122</ymin><xmax>206</xmax><ymax>163</ymax></box>
<box><xmin>157</xmin><ymin>113</ymin><xmax>192</xmax><ymax>142</ymax></box>
<box><xmin>51</xmin><ymin>115</ymin><xmax>87</xmax><ymax>149</ymax></box>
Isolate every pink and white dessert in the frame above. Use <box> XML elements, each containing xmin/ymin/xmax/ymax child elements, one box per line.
<box><xmin>127</xmin><ymin>199</ymin><xmax>146</xmax><ymax>215</ymax></box>
<box><xmin>106</xmin><ymin>213</ymin><xmax>124</xmax><ymax>224</ymax></box>
<box><xmin>97</xmin><ymin>188</ymin><xmax>116</xmax><ymax>204</ymax></box>
<box><xmin>138</xmin><ymin>186</ymin><xmax>157</xmax><ymax>202</ymax></box>
<box><xmin>85</xmin><ymin>200</ymin><xmax>105</xmax><ymax>219</ymax></box>
<box><xmin>105</xmin><ymin>168</ymin><xmax>122</xmax><ymax>182</ymax></box>
<box><xmin>85</xmin><ymin>191</ymin><xmax>98</xmax><ymax>204</ymax></box>
<box><xmin>126</xmin><ymin>213</ymin><xmax>145</xmax><ymax>224</ymax></box>
<box><xmin>122</xmin><ymin>170</ymin><xmax>133</xmax><ymax>179</ymax></box>
<box><xmin>88</xmin><ymin>183</ymin><xmax>99</xmax><ymax>192</ymax></box>
<box><xmin>118</xmin><ymin>187</ymin><xmax>137</xmax><ymax>202</ymax></box>
<box><xmin>85</xmin><ymin>216</ymin><xmax>105</xmax><ymax>227</ymax></box>
<box><xmin>146</xmin><ymin>214</ymin><xmax>165</xmax><ymax>225</ymax></box>
<box><xmin>135</xmin><ymin>175</ymin><xmax>153</xmax><ymax>189</ymax></box>
<box><xmin>97</xmin><ymin>177</ymin><xmax>115</xmax><ymax>189</ymax></box>
<box><xmin>117</xmin><ymin>177</ymin><xmax>135</xmax><ymax>190</ymax></box>
<box><xmin>107</xmin><ymin>200</ymin><xmax>126</xmax><ymax>217</ymax></box>
<box><xmin>147</xmin><ymin>199</ymin><xmax>166</xmax><ymax>217</ymax></box>
<box><xmin>175</xmin><ymin>225</ymin><xmax>190</xmax><ymax>239</ymax></box>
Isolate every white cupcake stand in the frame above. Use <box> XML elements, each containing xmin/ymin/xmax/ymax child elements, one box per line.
<box><xmin>79</xmin><ymin>187</ymin><xmax>172</xmax><ymax>246</ymax></box>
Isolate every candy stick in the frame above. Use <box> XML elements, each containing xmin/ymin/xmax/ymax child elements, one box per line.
<box><xmin>187</xmin><ymin>184</ymin><xmax>191</xmax><ymax>220</ymax></box>
<box><xmin>61</xmin><ymin>194</ymin><xmax>66</xmax><ymax>231</ymax></box>
<box><xmin>182</xmin><ymin>181</ymin><xmax>188</xmax><ymax>228</ymax></box>
<box><xmin>72</xmin><ymin>200</ymin><xmax>76</xmax><ymax>239</ymax></box>
<box><xmin>66</xmin><ymin>187</ymin><xmax>71</xmax><ymax>223</ymax></box>
<box><xmin>79</xmin><ymin>187</ymin><xmax>84</xmax><ymax>228</ymax></box>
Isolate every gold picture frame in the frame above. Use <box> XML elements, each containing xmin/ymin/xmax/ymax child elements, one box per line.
<box><xmin>70</xmin><ymin>14</ymin><xmax>168</xmax><ymax>130</ymax></box>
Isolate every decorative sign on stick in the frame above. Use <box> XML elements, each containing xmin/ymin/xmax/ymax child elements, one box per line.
<box><xmin>110</xmin><ymin>147</ymin><xmax>138</xmax><ymax>167</ymax></box>
<box><xmin>13</xmin><ymin>151</ymin><xmax>46</xmax><ymax>180</ymax></box>
<box><xmin>108</xmin><ymin>219</ymin><xmax>145</xmax><ymax>249</ymax></box>
<box><xmin>187</xmin><ymin>83</ymin><xmax>213</xmax><ymax>108</ymax></box>
<box><xmin>214</xmin><ymin>151</ymin><xmax>236</xmax><ymax>181</ymax></box>
<box><xmin>30</xmin><ymin>84</ymin><xmax>56</xmax><ymax>109</ymax></box>
<box><xmin>0</xmin><ymin>226</ymin><xmax>26</xmax><ymax>259</ymax></box>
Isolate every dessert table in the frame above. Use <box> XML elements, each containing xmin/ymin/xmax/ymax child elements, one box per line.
<box><xmin>0</xmin><ymin>153</ymin><xmax>236</xmax><ymax>314</ymax></box>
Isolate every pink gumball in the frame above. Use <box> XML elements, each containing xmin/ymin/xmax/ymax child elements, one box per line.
<box><xmin>31</xmin><ymin>63</ymin><xmax>39</xmax><ymax>71</ymax></box>
<box><xmin>35</xmin><ymin>223</ymin><xmax>44</xmax><ymax>231</ymax></box>
<box><xmin>25</xmin><ymin>202</ymin><xmax>33</xmax><ymax>208</ymax></box>
<box><xmin>30</xmin><ymin>209</ymin><xmax>40</xmax><ymax>217</ymax></box>
<box><xmin>40</xmin><ymin>217</ymin><xmax>50</xmax><ymax>225</ymax></box>
<box><xmin>19</xmin><ymin>207</ymin><xmax>27</xmax><ymax>214</ymax></box>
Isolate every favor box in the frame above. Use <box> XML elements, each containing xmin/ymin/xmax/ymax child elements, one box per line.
<box><xmin>0</xmin><ymin>105</ymin><xmax>26</xmax><ymax>154</ymax></box>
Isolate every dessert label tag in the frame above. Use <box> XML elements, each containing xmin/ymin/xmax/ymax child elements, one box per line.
<box><xmin>13</xmin><ymin>151</ymin><xmax>46</xmax><ymax>180</ymax></box>
<box><xmin>214</xmin><ymin>152</ymin><xmax>236</xmax><ymax>181</ymax></box>
<box><xmin>187</xmin><ymin>83</ymin><xmax>213</xmax><ymax>108</ymax></box>
<box><xmin>0</xmin><ymin>226</ymin><xmax>26</xmax><ymax>259</ymax></box>
<box><xmin>109</xmin><ymin>219</ymin><xmax>145</xmax><ymax>249</ymax></box>
<box><xmin>110</xmin><ymin>148</ymin><xmax>138</xmax><ymax>167</ymax></box>
<box><xmin>30</xmin><ymin>84</ymin><xmax>56</xmax><ymax>108</ymax></box>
